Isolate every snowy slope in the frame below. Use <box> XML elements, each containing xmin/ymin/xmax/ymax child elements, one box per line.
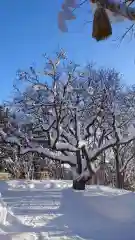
<box><xmin>0</xmin><ymin>180</ymin><xmax>135</xmax><ymax>240</ymax></box>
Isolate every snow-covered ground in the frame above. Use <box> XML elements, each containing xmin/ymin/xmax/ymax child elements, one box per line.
<box><xmin>0</xmin><ymin>180</ymin><xmax>135</xmax><ymax>240</ymax></box>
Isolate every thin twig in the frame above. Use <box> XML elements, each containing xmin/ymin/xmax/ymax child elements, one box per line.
<box><xmin>72</xmin><ymin>0</ymin><xmax>88</xmax><ymax>12</ymax></box>
<box><xmin>120</xmin><ymin>23</ymin><xmax>134</xmax><ymax>43</ymax></box>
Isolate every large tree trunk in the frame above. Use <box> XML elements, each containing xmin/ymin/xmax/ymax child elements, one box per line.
<box><xmin>72</xmin><ymin>179</ymin><xmax>85</xmax><ymax>190</ymax></box>
<box><xmin>72</xmin><ymin>109</ymin><xmax>85</xmax><ymax>190</ymax></box>
<box><xmin>114</xmin><ymin>146</ymin><xmax>122</xmax><ymax>188</ymax></box>
<box><xmin>72</xmin><ymin>149</ymin><xmax>85</xmax><ymax>190</ymax></box>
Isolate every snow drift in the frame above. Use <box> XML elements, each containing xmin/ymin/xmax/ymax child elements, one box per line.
<box><xmin>0</xmin><ymin>180</ymin><xmax>135</xmax><ymax>239</ymax></box>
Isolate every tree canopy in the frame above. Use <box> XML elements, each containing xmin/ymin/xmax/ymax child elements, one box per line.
<box><xmin>1</xmin><ymin>50</ymin><xmax>135</xmax><ymax>189</ymax></box>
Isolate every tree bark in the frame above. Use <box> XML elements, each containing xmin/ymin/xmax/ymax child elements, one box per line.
<box><xmin>72</xmin><ymin>179</ymin><xmax>85</xmax><ymax>190</ymax></box>
<box><xmin>114</xmin><ymin>146</ymin><xmax>122</xmax><ymax>188</ymax></box>
<box><xmin>72</xmin><ymin>109</ymin><xmax>85</xmax><ymax>190</ymax></box>
<box><xmin>72</xmin><ymin>150</ymin><xmax>85</xmax><ymax>190</ymax></box>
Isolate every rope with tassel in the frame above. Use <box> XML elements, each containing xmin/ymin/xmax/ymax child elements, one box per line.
<box><xmin>92</xmin><ymin>0</ymin><xmax>112</xmax><ymax>41</ymax></box>
<box><xmin>58</xmin><ymin>0</ymin><xmax>135</xmax><ymax>42</ymax></box>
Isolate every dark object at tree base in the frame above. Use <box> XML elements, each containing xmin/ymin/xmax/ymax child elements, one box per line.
<box><xmin>92</xmin><ymin>6</ymin><xmax>112</xmax><ymax>41</ymax></box>
<box><xmin>72</xmin><ymin>179</ymin><xmax>85</xmax><ymax>190</ymax></box>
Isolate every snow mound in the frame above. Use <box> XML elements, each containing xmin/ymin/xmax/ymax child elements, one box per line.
<box><xmin>0</xmin><ymin>180</ymin><xmax>135</xmax><ymax>240</ymax></box>
<box><xmin>0</xmin><ymin>196</ymin><xmax>7</xmax><ymax>226</ymax></box>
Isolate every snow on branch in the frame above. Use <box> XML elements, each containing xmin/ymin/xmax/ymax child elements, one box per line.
<box><xmin>6</xmin><ymin>136</ymin><xmax>21</xmax><ymax>146</ymax></box>
<box><xmin>55</xmin><ymin>142</ymin><xmax>77</xmax><ymax>152</ymax></box>
<box><xmin>0</xmin><ymin>128</ymin><xmax>21</xmax><ymax>146</ymax></box>
<box><xmin>87</xmin><ymin>135</ymin><xmax>135</xmax><ymax>163</ymax></box>
<box><xmin>20</xmin><ymin>147</ymin><xmax>76</xmax><ymax>166</ymax></box>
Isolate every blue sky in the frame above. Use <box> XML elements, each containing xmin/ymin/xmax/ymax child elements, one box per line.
<box><xmin>0</xmin><ymin>0</ymin><xmax>135</xmax><ymax>102</ymax></box>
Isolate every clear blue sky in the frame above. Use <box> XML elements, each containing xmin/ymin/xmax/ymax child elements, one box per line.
<box><xmin>0</xmin><ymin>0</ymin><xmax>135</xmax><ymax>101</ymax></box>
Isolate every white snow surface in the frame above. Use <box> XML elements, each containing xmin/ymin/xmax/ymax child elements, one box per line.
<box><xmin>0</xmin><ymin>180</ymin><xmax>135</xmax><ymax>239</ymax></box>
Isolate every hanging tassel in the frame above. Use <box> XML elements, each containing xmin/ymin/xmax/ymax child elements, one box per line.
<box><xmin>92</xmin><ymin>5</ymin><xmax>112</xmax><ymax>41</ymax></box>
